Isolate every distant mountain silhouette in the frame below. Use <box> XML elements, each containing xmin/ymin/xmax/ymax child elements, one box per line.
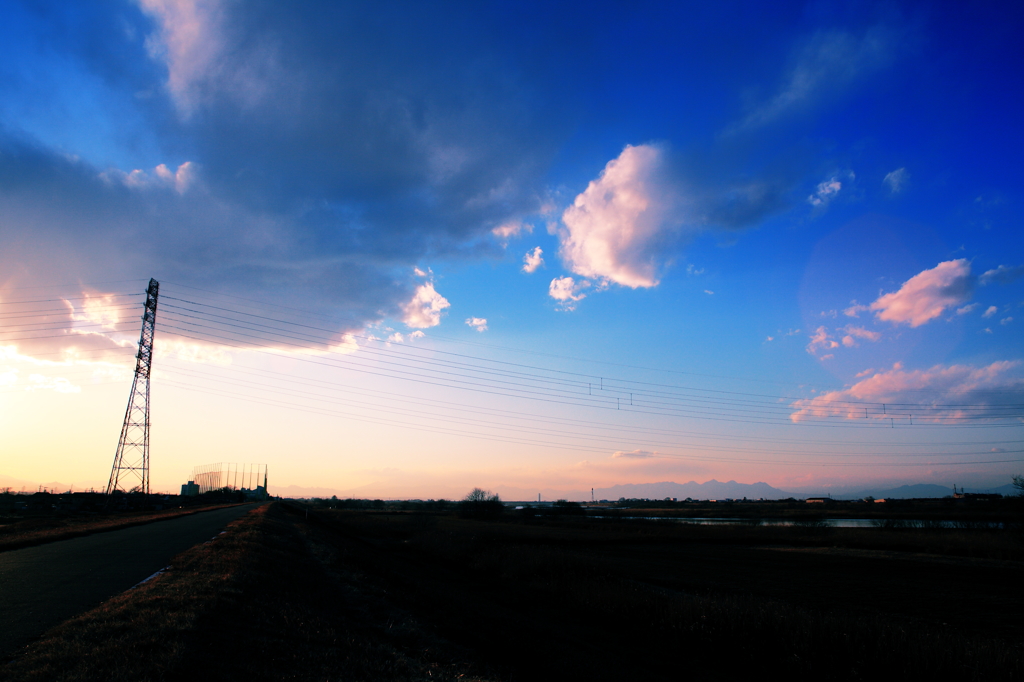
<box><xmin>827</xmin><ymin>483</ymin><xmax>1020</xmax><ymax>500</ymax></box>
<box><xmin>594</xmin><ymin>480</ymin><xmax>789</xmax><ymax>501</ymax></box>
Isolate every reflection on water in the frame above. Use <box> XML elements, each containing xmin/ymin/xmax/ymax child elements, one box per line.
<box><xmin>590</xmin><ymin>516</ymin><xmax>1003</xmax><ymax>529</ymax></box>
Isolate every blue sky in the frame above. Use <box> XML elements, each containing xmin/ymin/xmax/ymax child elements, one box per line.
<box><xmin>1</xmin><ymin>1</ymin><xmax>1022</xmax><ymax>498</ymax></box>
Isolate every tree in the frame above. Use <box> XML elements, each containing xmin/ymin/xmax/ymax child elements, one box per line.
<box><xmin>465</xmin><ymin>487</ymin><xmax>496</xmax><ymax>502</ymax></box>
<box><xmin>1013</xmin><ymin>475</ymin><xmax>1024</xmax><ymax>496</ymax></box>
<box><xmin>458</xmin><ymin>488</ymin><xmax>504</xmax><ymax>520</ymax></box>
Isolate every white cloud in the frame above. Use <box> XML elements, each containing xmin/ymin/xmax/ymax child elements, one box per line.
<box><xmin>685</xmin><ymin>264</ymin><xmax>704</xmax><ymax>275</ymax></box>
<box><xmin>883</xmin><ymin>167</ymin><xmax>908</xmax><ymax>194</ymax></box>
<box><xmin>387</xmin><ymin>332</ymin><xmax>404</xmax><ymax>343</ymax></box>
<box><xmin>559</xmin><ymin>144</ymin><xmax>686</xmax><ymax>288</ymax></box>
<box><xmin>790</xmin><ymin>361</ymin><xmax>1024</xmax><ymax>423</ymax></box>
<box><xmin>704</xmin><ymin>289</ymin><xmax>714</xmax><ymax>295</ymax></box>
<box><xmin>548</xmin><ymin>276</ymin><xmax>590</xmax><ymax>311</ymax></box>
<box><xmin>409</xmin><ymin>330</ymin><xmax>425</xmax><ymax>340</ymax></box>
<box><xmin>101</xmin><ymin>161</ymin><xmax>198</xmax><ymax>194</ymax></box>
<box><xmin>806</xmin><ymin>326</ymin><xmax>839</xmax><ymax>355</ymax></box>
<box><xmin>154</xmin><ymin>161</ymin><xmax>197</xmax><ymax>193</ymax></box>
<box><xmin>982</xmin><ymin>305</ymin><xmax>998</xmax><ymax>319</ymax></box>
<box><xmin>465</xmin><ymin>317</ymin><xmax>488</xmax><ymax>332</ymax></box>
<box><xmin>980</xmin><ymin>264</ymin><xmax>1024</xmax><ymax>285</ymax></box>
<box><xmin>956</xmin><ymin>303</ymin><xmax>979</xmax><ymax>315</ymax></box>
<box><xmin>0</xmin><ymin>368</ymin><xmax>18</xmax><ymax>387</ymax></box>
<box><xmin>401</xmin><ymin>282</ymin><xmax>450</xmax><ymax>328</ymax></box>
<box><xmin>160</xmin><ymin>339</ymin><xmax>233</xmax><ymax>364</ymax></box>
<box><xmin>492</xmin><ymin>221</ymin><xmax>531</xmax><ymax>241</ymax></box>
<box><xmin>612</xmin><ymin>449</ymin><xmax>656</xmax><ymax>459</ymax></box>
<box><xmin>807</xmin><ymin>177</ymin><xmax>842</xmax><ymax>206</ymax></box>
<box><xmin>522</xmin><ymin>246</ymin><xmax>544</xmax><ymax>274</ymax></box>
<box><xmin>1001</xmin><ymin>317</ymin><xmax>1013</xmax><ymax>326</ymax></box>
<box><xmin>26</xmin><ymin>374</ymin><xmax>81</xmax><ymax>393</ymax></box>
<box><xmin>868</xmin><ymin>259</ymin><xmax>974</xmax><ymax>327</ymax></box>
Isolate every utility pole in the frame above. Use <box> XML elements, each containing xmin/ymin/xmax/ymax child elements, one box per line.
<box><xmin>106</xmin><ymin>279</ymin><xmax>159</xmax><ymax>495</ymax></box>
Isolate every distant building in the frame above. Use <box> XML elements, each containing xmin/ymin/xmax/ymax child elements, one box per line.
<box><xmin>805</xmin><ymin>497</ymin><xmax>831</xmax><ymax>504</ymax></box>
<box><xmin>241</xmin><ymin>485</ymin><xmax>269</xmax><ymax>501</ymax></box>
<box><xmin>180</xmin><ymin>481</ymin><xmax>200</xmax><ymax>496</ymax></box>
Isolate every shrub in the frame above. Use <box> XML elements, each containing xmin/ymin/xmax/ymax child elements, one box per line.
<box><xmin>458</xmin><ymin>488</ymin><xmax>504</xmax><ymax>520</ymax></box>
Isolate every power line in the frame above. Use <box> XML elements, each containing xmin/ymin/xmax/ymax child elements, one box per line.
<box><xmin>158</xmin><ymin>362</ymin><xmax>1024</xmax><ymax>459</ymax></box>
<box><xmin>153</xmin><ymin>315</ymin><xmax>1023</xmax><ymax>425</ymax></box>
<box><xmin>157</xmin><ymin>296</ymin><xmax>1024</xmax><ymax>412</ymax></box>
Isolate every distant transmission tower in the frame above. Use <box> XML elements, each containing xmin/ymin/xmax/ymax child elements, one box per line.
<box><xmin>106</xmin><ymin>278</ymin><xmax>160</xmax><ymax>495</ymax></box>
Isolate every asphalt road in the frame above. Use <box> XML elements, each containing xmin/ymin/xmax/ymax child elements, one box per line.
<box><xmin>0</xmin><ymin>504</ymin><xmax>258</xmax><ymax>657</ymax></box>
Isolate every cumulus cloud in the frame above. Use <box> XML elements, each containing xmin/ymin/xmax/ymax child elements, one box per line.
<box><xmin>101</xmin><ymin>161</ymin><xmax>197</xmax><ymax>194</ymax></box>
<box><xmin>1001</xmin><ymin>317</ymin><xmax>1013</xmax><ymax>326</ymax></box>
<box><xmin>807</xmin><ymin>177</ymin><xmax>842</xmax><ymax>207</ymax></box>
<box><xmin>883</xmin><ymin>167</ymin><xmax>908</xmax><ymax>194</ymax></box>
<box><xmin>559</xmin><ymin>144</ymin><xmax>686</xmax><ymax>288</ymax></box>
<box><xmin>790</xmin><ymin>361</ymin><xmax>1024</xmax><ymax>423</ymax></box>
<box><xmin>868</xmin><ymin>259</ymin><xmax>974</xmax><ymax>327</ymax></box>
<box><xmin>522</xmin><ymin>246</ymin><xmax>544</xmax><ymax>274</ymax></box>
<box><xmin>465</xmin><ymin>317</ymin><xmax>488</xmax><ymax>332</ymax></box>
<box><xmin>980</xmin><ymin>264</ymin><xmax>1024</xmax><ymax>285</ymax></box>
<box><xmin>548</xmin><ymin>276</ymin><xmax>590</xmax><ymax>311</ymax></box>
<box><xmin>983</xmin><ymin>305</ymin><xmax>998</xmax><ymax>319</ymax></box>
<box><xmin>401</xmin><ymin>282</ymin><xmax>450</xmax><ymax>329</ymax></box>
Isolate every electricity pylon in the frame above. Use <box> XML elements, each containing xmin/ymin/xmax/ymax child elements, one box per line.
<box><xmin>106</xmin><ymin>278</ymin><xmax>160</xmax><ymax>495</ymax></box>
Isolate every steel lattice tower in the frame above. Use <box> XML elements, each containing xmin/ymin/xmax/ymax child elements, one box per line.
<box><xmin>106</xmin><ymin>278</ymin><xmax>160</xmax><ymax>495</ymax></box>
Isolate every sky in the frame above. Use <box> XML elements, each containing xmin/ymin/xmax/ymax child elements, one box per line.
<box><xmin>1</xmin><ymin>0</ymin><xmax>1022</xmax><ymax>499</ymax></box>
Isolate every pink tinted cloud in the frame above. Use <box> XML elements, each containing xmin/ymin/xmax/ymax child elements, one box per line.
<box><xmin>559</xmin><ymin>144</ymin><xmax>686</xmax><ymax>288</ymax></box>
<box><xmin>868</xmin><ymin>259</ymin><xmax>973</xmax><ymax>327</ymax></box>
<box><xmin>522</xmin><ymin>246</ymin><xmax>544</xmax><ymax>273</ymax></box>
<box><xmin>840</xmin><ymin>325</ymin><xmax>881</xmax><ymax>347</ymax></box>
<box><xmin>548</xmin><ymin>276</ymin><xmax>591</xmax><ymax>311</ymax></box>
<box><xmin>790</xmin><ymin>360</ymin><xmax>1023</xmax><ymax>423</ymax></box>
<box><xmin>401</xmin><ymin>282</ymin><xmax>450</xmax><ymax>328</ymax></box>
<box><xmin>612</xmin><ymin>449</ymin><xmax>657</xmax><ymax>459</ymax></box>
<box><xmin>806</xmin><ymin>326</ymin><xmax>839</xmax><ymax>355</ymax></box>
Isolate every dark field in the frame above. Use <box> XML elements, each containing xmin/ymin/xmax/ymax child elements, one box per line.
<box><xmin>2</xmin><ymin>501</ymin><xmax>1022</xmax><ymax>681</ymax></box>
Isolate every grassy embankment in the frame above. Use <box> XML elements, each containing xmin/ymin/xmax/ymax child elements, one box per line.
<box><xmin>0</xmin><ymin>503</ymin><xmax>247</xmax><ymax>553</ymax></box>
<box><xmin>0</xmin><ymin>503</ymin><xmax>488</xmax><ymax>682</ymax></box>
<box><xmin>3</xmin><ymin>502</ymin><xmax>1022</xmax><ymax>680</ymax></box>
